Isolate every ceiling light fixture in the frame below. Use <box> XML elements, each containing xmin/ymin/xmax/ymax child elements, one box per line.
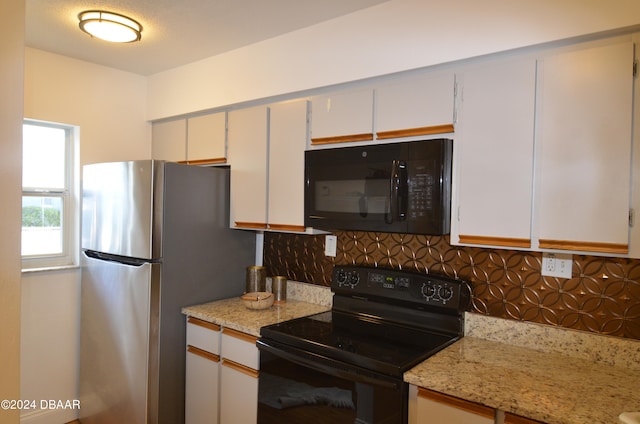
<box><xmin>78</xmin><ymin>10</ymin><xmax>142</xmax><ymax>43</ymax></box>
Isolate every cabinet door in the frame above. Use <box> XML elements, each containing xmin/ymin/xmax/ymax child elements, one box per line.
<box><xmin>376</xmin><ymin>70</ymin><xmax>455</xmax><ymax>139</ymax></box>
<box><xmin>415</xmin><ymin>388</ymin><xmax>494</xmax><ymax>424</ymax></box>
<box><xmin>453</xmin><ymin>56</ymin><xmax>536</xmax><ymax>249</ymax></box>
<box><xmin>227</xmin><ymin>106</ymin><xmax>269</xmax><ymax>229</ymax></box>
<box><xmin>267</xmin><ymin>100</ymin><xmax>308</xmax><ymax>232</ymax></box>
<box><xmin>219</xmin><ymin>360</ymin><xmax>258</xmax><ymax>424</ymax></box>
<box><xmin>187</xmin><ymin>112</ymin><xmax>226</xmax><ymax>165</ymax></box>
<box><xmin>152</xmin><ymin>119</ymin><xmax>186</xmax><ymax>162</ymax></box>
<box><xmin>185</xmin><ymin>347</ymin><xmax>220</xmax><ymax>424</ymax></box>
<box><xmin>310</xmin><ymin>88</ymin><xmax>374</xmax><ymax>144</ymax></box>
<box><xmin>535</xmin><ymin>39</ymin><xmax>634</xmax><ymax>254</ymax></box>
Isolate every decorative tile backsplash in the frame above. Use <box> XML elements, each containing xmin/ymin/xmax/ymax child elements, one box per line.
<box><xmin>263</xmin><ymin>231</ymin><xmax>640</xmax><ymax>340</ymax></box>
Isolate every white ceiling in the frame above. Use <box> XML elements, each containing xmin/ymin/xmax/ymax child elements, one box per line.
<box><xmin>25</xmin><ymin>0</ymin><xmax>387</xmax><ymax>76</ymax></box>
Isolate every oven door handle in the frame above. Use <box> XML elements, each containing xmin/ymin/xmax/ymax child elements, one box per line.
<box><xmin>257</xmin><ymin>339</ymin><xmax>402</xmax><ymax>391</ymax></box>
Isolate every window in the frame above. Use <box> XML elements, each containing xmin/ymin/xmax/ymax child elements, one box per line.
<box><xmin>22</xmin><ymin>120</ymin><xmax>78</xmax><ymax>269</ymax></box>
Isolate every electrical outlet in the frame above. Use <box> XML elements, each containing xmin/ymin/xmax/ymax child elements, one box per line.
<box><xmin>541</xmin><ymin>253</ymin><xmax>573</xmax><ymax>278</ymax></box>
<box><xmin>324</xmin><ymin>235</ymin><xmax>337</xmax><ymax>257</ymax></box>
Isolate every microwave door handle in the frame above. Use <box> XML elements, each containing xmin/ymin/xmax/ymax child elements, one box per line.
<box><xmin>387</xmin><ymin>160</ymin><xmax>408</xmax><ymax>224</ymax></box>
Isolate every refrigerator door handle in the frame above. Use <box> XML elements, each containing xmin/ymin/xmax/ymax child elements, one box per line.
<box><xmin>83</xmin><ymin>249</ymin><xmax>152</xmax><ymax>267</ymax></box>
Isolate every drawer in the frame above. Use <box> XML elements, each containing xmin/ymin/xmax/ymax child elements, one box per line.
<box><xmin>186</xmin><ymin>316</ymin><xmax>221</xmax><ymax>354</ymax></box>
<box><xmin>221</xmin><ymin>328</ymin><xmax>259</xmax><ymax>370</ymax></box>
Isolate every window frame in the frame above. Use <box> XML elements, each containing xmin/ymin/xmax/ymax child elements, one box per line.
<box><xmin>21</xmin><ymin>119</ymin><xmax>79</xmax><ymax>270</ymax></box>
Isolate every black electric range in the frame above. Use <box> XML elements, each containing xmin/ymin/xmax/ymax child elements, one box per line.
<box><xmin>257</xmin><ymin>266</ymin><xmax>471</xmax><ymax>424</ymax></box>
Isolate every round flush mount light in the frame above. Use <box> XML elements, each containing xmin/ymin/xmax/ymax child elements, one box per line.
<box><xmin>78</xmin><ymin>10</ymin><xmax>142</xmax><ymax>43</ymax></box>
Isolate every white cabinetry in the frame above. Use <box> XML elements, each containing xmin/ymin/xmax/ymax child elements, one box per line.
<box><xmin>152</xmin><ymin>119</ymin><xmax>187</xmax><ymax>162</ymax></box>
<box><xmin>227</xmin><ymin>105</ymin><xmax>269</xmax><ymax>230</ymax></box>
<box><xmin>185</xmin><ymin>317</ymin><xmax>221</xmax><ymax>424</ymax></box>
<box><xmin>534</xmin><ymin>38</ymin><xmax>634</xmax><ymax>254</ymax></box>
<box><xmin>375</xmin><ymin>70</ymin><xmax>455</xmax><ymax>139</ymax></box>
<box><xmin>310</xmin><ymin>88</ymin><xmax>374</xmax><ymax>145</ymax></box>
<box><xmin>453</xmin><ymin>56</ymin><xmax>536</xmax><ymax>249</ymax></box>
<box><xmin>411</xmin><ymin>387</ymin><xmax>494</xmax><ymax>424</ymax></box>
<box><xmin>219</xmin><ymin>328</ymin><xmax>259</xmax><ymax>424</ymax></box>
<box><xmin>186</xmin><ymin>112</ymin><xmax>226</xmax><ymax>165</ymax></box>
<box><xmin>267</xmin><ymin>100</ymin><xmax>308</xmax><ymax>232</ymax></box>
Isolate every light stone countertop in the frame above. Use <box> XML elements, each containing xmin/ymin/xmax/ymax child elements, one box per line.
<box><xmin>181</xmin><ymin>280</ymin><xmax>332</xmax><ymax>337</ymax></box>
<box><xmin>405</xmin><ymin>314</ymin><xmax>640</xmax><ymax>424</ymax></box>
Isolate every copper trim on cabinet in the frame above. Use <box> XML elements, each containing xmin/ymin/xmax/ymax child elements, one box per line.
<box><xmin>458</xmin><ymin>235</ymin><xmax>531</xmax><ymax>248</ymax></box>
<box><xmin>221</xmin><ymin>358</ymin><xmax>259</xmax><ymax>379</ymax></box>
<box><xmin>376</xmin><ymin>124</ymin><xmax>455</xmax><ymax>140</ymax></box>
<box><xmin>267</xmin><ymin>223</ymin><xmax>306</xmax><ymax>232</ymax></box>
<box><xmin>234</xmin><ymin>221</ymin><xmax>268</xmax><ymax>230</ymax></box>
<box><xmin>310</xmin><ymin>133</ymin><xmax>374</xmax><ymax>145</ymax></box>
<box><xmin>417</xmin><ymin>387</ymin><xmax>495</xmax><ymax>419</ymax></box>
<box><xmin>538</xmin><ymin>239</ymin><xmax>628</xmax><ymax>254</ymax></box>
<box><xmin>187</xmin><ymin>345</ymin><xmax>220</xmax><ymax>363</ymax></box>
<box><xmin>178</xmin><ymin>157</ymin><xmax>227</xmax><ymax>166</ymax></box>
<box><xmin>187</xmin><ymin>316</ymin><xmax>221</xmax><ymax>332</ymax></box>
<box><xmin>222</xmin><ymin>327</ymin><xmax>258</xmax><ymax>345</ymax></box>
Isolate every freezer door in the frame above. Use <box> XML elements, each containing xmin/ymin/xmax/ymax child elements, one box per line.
<box><xmin>79</xmin><ymin>251</ymin><xmax>160</xmax><ymax>424</ymax></box>
<box><xmin>82</xmin><ymin>160</ymin><xmax>162</xmax><ymax>260</ymax></box>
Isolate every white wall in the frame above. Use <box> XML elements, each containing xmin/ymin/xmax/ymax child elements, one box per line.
<box><xmin>147</xmin><ymin>0</ymin><xmax>640</xmax><ymax>120</ymax></box>
<box><xmin>0</xmin><ymin>1</ymin><xmax>24</xmax><ymax>423</ymax></box>
<box><xmin>21</xmin><ymin>48</ymin><xmax>150</xmax><ymax>424</ymax></box>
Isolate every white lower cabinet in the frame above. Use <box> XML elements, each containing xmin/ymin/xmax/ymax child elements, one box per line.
<box><xmin>185</xmin><ymin>317</ymin><xmax>222</xmax><ymax>424</ymax></box>
<box><xmin>219</xmin><ymin>328</ymin><xmax>259</xmax><ymax>424</ymax></box>
<box><xmin>410</xmin><ymin>386</ymin><xmax>494</xmax><ymax>424</ymax></box>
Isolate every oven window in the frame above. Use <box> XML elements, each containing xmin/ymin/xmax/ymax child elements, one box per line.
<box><xmin>258</xmin><ymin>348</ymin><xmax>406</xmax><ymax>424</ymax></box>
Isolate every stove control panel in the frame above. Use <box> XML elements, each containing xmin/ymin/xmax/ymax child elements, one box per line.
<box><xmin>332</xmin><ymin>265</ymin><xmax>471</xmax><ymax>311</ymax></box>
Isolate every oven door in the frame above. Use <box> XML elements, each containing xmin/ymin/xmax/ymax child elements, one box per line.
<box><xmin>257</xmin><ymin>339</ymin><xmax>408</xmax><ymax>424</ymax></box>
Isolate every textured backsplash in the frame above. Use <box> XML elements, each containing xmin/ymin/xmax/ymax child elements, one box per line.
<box><xmin>263</xmin><ymin>231</ymin><xmax>640</xmax><ymax>340</ymax></box>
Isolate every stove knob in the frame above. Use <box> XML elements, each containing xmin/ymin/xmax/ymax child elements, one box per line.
<box><xmin>347</xmin><ymin>271</ymin><xmax>360</xmax><ymax>288</ymax></box>
<box><xmin>439</xmin><ymin>286</ymin><xmax>454</xmax><ymax>301</ymax></box>
<box><xmin>421</xmin><ymin>283</ymin><xmax>436</xmax><ymax>299</ymax></box>
<box><xmin>336</xmin><ymin>269</ymin><xmax>348</xmax><ymax>285</ymax></box>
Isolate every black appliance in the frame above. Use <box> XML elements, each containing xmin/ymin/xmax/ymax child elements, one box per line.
<box><xmin>257</xmin><ymin>265</ymin><xmax>471</xmax><ymax>424</ymax></box>
<box><xmin>304</xmin><ymin>139</ymin><xmax>453</xmax><ymax>234</ymax></box>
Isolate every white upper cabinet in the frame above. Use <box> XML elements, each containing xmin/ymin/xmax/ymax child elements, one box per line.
<box><xmin>267</xmin><ymin>100</ymin><xmax>308</xmax><ymax>232</ymax></box>
<box><xmin>227</xmin><ymin>105</ymin><xmax>269</xmax><ymax>230</ymax></box>
<box><xmin>310</xmin><ymin>88</ymin><xmax>374</xmax><ymax>145</ymax></box>
<box><xmin>453</xmin><ymin>56</ymin><xmax>536</xmax><ymax>249</ymax></box>
<box><xmin>534</xmin><ymin>38</ymin><xmax>634</xmax><ymax>254</ymax></box>
<box><xmin>375</xmin><ymin>70</ymin><xmax>455</xmax><ymax>139</ymax></box>
<box><xmin>186</xmin><ymin>112</ymin><xmax>226</xmax><ymax>165</ymax></box>
<box><xmin>152</xmin><ymin>119</ymin><xmax>186</xmax><ymax>162</ymax></box>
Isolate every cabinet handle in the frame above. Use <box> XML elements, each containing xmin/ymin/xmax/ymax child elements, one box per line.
<box><xmin>417</xmin><ymin>388</ymin><xmax>494</xmax><ymax>419</ymax></box>
<box><xmin>187</xmin><ymin>316</ymin><xmax>221</xmax><ymax>332</ymax></box>
<box><xmin>222</xmin><ymin>359</ymin><xmax>259</xmax><ymax>379</ymax></box>
<box><xmin>222</xmin><ymin>328</ymin><xmax>258</xmax><ymax>344</ymax></box>
<box><xmin>311</xmin><ymin>133</ymin><xmax>374</xmax><ymax>145</ymax></box>
<box><xmin>376</xmin><ymin>124</ymin><xmax>455</xmax><ymax>140</ymax></box>
<box><xmin>458</xmin><ymin>235</ymin><xmax>531</xmax><ymax>248</ymax></box>
<box><xmin>187</xmin><ymin>345</ymin><xmax>220</xmax><ymax>363</ymax></box>
<box><xmin>538</xmin><ymin>239</ymin><xmax>628</xmax><ymax>254</ymax></box>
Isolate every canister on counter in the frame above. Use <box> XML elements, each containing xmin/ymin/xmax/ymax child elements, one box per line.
<box><xmin>246</xmin><ymin>265</ymin><xmax>266</xmax><ymax>292</ymax></box>
<box><xmin>271</xmin><ymin>276</ymin><xmax>287</xmax><ymax>303</ymax></box>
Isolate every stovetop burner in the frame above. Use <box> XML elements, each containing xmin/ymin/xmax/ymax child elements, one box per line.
<box><xmin>260</xmin><ymin>266</ymin><xmax>471</xmax><ymax>377</ymax></box>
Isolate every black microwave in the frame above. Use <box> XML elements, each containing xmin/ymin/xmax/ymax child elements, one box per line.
<box><xmin>304</xmin><ymin>139</ymin><xmax>453</xmax><ymax>235</ymax></box>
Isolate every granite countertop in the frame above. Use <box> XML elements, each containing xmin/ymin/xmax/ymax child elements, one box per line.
<box><xmin>405</xmin><ymin>326</ymin><xmax>640</xmax><ymax>424</ymax></box>
<box><xmin>182</xmin><ymin>297</ymin><xmax>329</xmax><ymax>337</ymax></box>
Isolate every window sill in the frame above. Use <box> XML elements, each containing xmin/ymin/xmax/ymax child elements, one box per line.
<box><xmin>22</xmin><ymin>264</ymin><xmax>80</xmax><ymax>274</ymax></box>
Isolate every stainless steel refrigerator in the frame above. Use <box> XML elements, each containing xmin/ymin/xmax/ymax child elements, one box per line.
<box><xmin>79</xmin><ymin>160</ymin><xmax>255</xmax><ymax>424</ymax></box>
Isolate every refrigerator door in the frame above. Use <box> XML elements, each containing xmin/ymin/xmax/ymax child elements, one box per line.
<box><xmin>79</xmin><ymin>251</ymin><xmax>160</xmax><ymax>424</ymax></box>
<box><xmin>82</xmin><ymin>160</ymin><xmax>163</xmax><ymax>260</ymax></box>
